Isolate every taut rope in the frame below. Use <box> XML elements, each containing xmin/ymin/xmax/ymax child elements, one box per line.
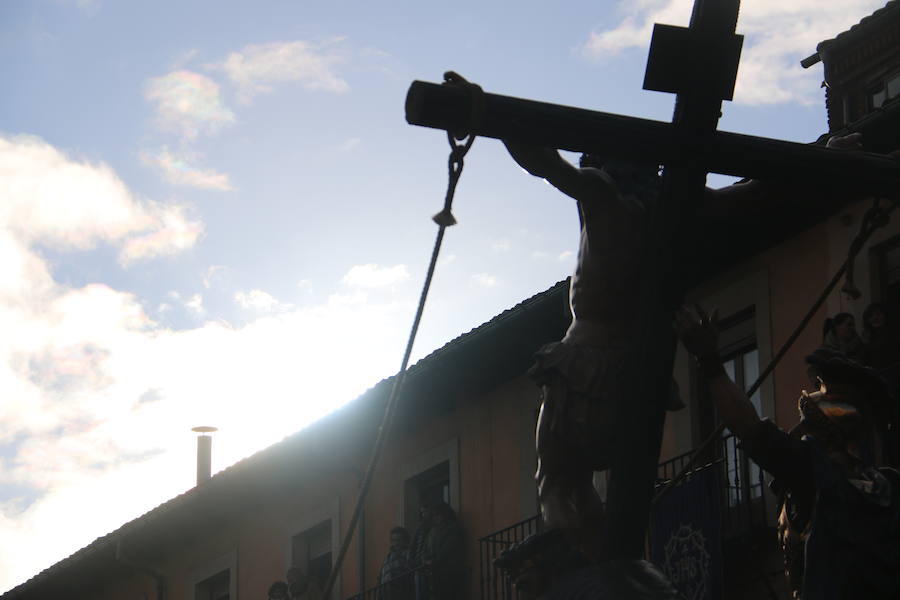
<box><xmin>322</xmin><ymin>73</ymin><xmax>482</xmax><ymax>600</ymax></box>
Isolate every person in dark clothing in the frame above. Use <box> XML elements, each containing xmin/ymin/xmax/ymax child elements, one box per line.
<box><xmin>863</xmin><ymin>302</ymin><xmax>900</xmax><ymax>390</ymax></box>
<box><xmin>425</xmin><ymin>503</ymin><xmax>465</xmax><ymax>600</ymax></box>
<box><xmin>286</xmin><ymin>567</ymin><xmax>323</xmax><ymax>600</ymax></box>
<box><xmin>862</xmin><ymin>303</ymin><xmax>898</xmax><ymax>368</ymax></box>
<box><xmin>676</xmin><ymin>306</ymin><xmax>900</xmax><ymax>599</ymax></box>
<box><xmin>378</xmin><ymin>527</ymin><xmax>413</xmax><ymax>600</ymax></box>
<box><xmin>810</xmin><ymin>313</ymin><xmax>866</xmax><ymax>377</ymax></box>
<box><xmin>409</xmin><ymin>505</ymin><xmax>432</xmax><ymax>600</ymax></box>
<box><xmin>269</xmin><ymin>581</ymin><xmax>290</xmax><ymax>600</ymax></box>
<box><xmin>862</xmin><ymin>302</ymin><xmax>900</xmax><ymax>464</ymax></box>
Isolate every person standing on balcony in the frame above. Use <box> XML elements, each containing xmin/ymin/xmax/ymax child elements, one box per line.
<box><xmin>287</xmin><ymin>568</ymin><xmax>324</xmax><ymax>600</ymax></box>
<box><xmin>409</xmin><ymin>505</ymin><xmax>432</xmax><ymax>600</ymax></box>
<box><xmin>268</xmin><ymin>581</ymin><xmax>290</xmax><ymax>600</ymax></box>
<box><xmin>377</xmin><ymin>527</ymin><xmax>413</xmax><ymax>600</ymax></box>
<box><xmin>862</xmin><ymin>303</ymin><xmax>899</xmax><ymax>369</ymax></box>
<box><xmin>676</xmin><ymin>305</ymin><xmax>900</xmax><ymax>599</ymax></box>
<box><xmin>823</xmin><ymin>313</ymin><xmax>865</xmax><ymax>362</ymax></box>
<box><xmin>425</xmin><ymin>503</ymin><xmax>464</xmax><ymax>600</ymax></box>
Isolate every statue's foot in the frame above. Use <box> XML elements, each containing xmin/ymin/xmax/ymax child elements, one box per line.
<box><xmin>494</xmin><ymin>530</ymin><xmax>590</xmax><ymax>600</ymax></box>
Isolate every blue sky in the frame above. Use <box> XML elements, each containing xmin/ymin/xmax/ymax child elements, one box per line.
<box><xmin>0</xmin><ymin>0</ymin><xmax>886</xmax><ymax>591</ymax></box>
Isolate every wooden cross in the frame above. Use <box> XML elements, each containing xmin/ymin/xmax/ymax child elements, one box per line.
<box><xmin>405</xmin><ymin>0</ymin><xmax>900</xmax><ymax>560</ymax></box>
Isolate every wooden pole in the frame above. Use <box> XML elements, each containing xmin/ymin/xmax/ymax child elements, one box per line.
<box><xmin>405</xmin><ymin>81</ymin><xmax>900</xmax><ymax>196</ymax></box>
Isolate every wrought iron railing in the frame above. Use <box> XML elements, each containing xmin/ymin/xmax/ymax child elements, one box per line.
<box><xmin>348</xmin><ymin>566</ymin><xmax>428</xmax><ymax>600</ymax></box>
<box><xmin>654</xmin><ymin>432</ymin><xmax>768</xmax><ymax>537</ymax></box>
<box><xmin>478</xmin><ymin>434</ymin><xmax>769</xmax><ymax>600</ymax></box>
<box><xmin>478</xmin><ymin>515</ymin><xmax>542</xmax><ymax>600</ymax></box>
<box><xmin>718</xmin><ymin>432</ymin><xmax>769</xmax><ymax>537</ymax></box>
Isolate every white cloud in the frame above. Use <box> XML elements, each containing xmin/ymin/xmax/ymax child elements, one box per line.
<box><xmin>297</xmin><ymin>279</ymin><xmax>313</xmax><ymax>296</ymax></box>
<box><xmin>185</xmin><ymin>293</ymin><xmax>204</xmax><ymax>315</ymax></box>
<box><xmin>203</xmin><ymin>266</ymin><xmax>227</xmax><ymax>289</ymax></box>
<box><xmin>341</xmin><ymin>264</ymin><xmax>409</xmax><ymax>288</ymax></box>
<box><xmin>141</xmin><ymin>148</ymin><xmax>234</xmax><ymax>191</ymax></box>
<box><xmin>214</xmin><ymin>40</ymin><xmax>350</xmax><ymax>104</ymax></box>
<box><xmin>0</xmin><ymin>135</ymin><xmax>202</xmax><ymax>269</ymax></box>
<box><xmin>119</xmin><ymin>204</ymin><xmax>203</xmax><ymax>265</ymax></box>
<box><xmin>491</xmin><ymin>238</ymin><xmax>511</xmax><ymax>253</ymax></box>
<box><xmin>234</xmin><ymin>289</ymin><xmax>292</xmax><ymax>312</ymax></box>
<box><xmin>472</xmin><ymin>273</ymin><xmax>498</xmax><ymax>288</ymax></box>
<box><xmin>580</xmin><ymin>0</ymin><xmax>885</xmax><ymax>105</ymax></box>
<box><xmin>0</xmin><ymin>138</ymin><xmax>413</xmax><ymax>591</ymax></box>
<box><xmin>558</xmin><ymin>250</ymin><xmax>574</xmax><ymax>261</ymax></box>
<box><xmin>145</xmin><ymin>70</ymin><xmax>236</xmax><ymax>140</ymax></box>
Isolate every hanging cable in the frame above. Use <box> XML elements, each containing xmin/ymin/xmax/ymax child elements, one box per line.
<box><xmin>322</xmin><ymin>74</ymin><xmax>481</xmax><ymax>600</ymax></box>
<box><xmin>653</xmin><ymin>196</ymin><xmax>899</xmax><ymax>505</ymax></box>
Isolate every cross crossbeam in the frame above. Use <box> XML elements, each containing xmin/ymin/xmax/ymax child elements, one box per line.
<box><xmin>405</xmin><ymin>81</ymin><xmax>900</xmax><ymax>197</ymax></box>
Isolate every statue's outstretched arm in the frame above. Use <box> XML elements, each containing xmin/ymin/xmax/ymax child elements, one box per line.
<box><xmin>503</xmin><ymin>140</ymin><xmax>616</xmax><ymax>203</ymax></box>
<box><xmin>700</xmin><ymin>132</ymin><xmax>871</xmax><ymax>217</ymax></box>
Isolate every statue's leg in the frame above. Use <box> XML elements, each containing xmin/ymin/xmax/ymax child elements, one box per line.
<box><xmin>536</xmin><ymin>381</ymin><xmax>606</xmax><ymax>560</ymax></box>
<box><xmin>569</xmin><ymin>468</ymin><xmax>606</xmax><ymax>562</ymax></box>
<box><xmin>535</xmin><ymin>379</ymin><xmax>587</xmax><ymax>532</ymax></box>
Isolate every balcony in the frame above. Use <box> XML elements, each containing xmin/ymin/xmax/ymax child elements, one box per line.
<box><xmin>349</xmin><ymin>566</ymin><xmax>428</xmax><ymax>600</ymax></box>
<box><xmin>478</xmin><ymin>433</ymin><xmax>769</xmax><ymax>600</ymax></box>
<box><xmin>478</xmin><ymin>515</ymin><xmax>542</xmax><ymax>600</ymax></box>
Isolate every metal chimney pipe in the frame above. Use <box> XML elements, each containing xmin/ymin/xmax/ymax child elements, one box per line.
<box><xmin>191</xmin><ymin>426</ymin><xmax>217</xmax><ymax>485</ymax></box>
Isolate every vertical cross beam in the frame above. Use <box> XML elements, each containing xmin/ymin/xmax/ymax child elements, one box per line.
<box><xmin>601</xmin><ymin>0</ymin><xmax>744</xmax><ymax>559</ymax></box>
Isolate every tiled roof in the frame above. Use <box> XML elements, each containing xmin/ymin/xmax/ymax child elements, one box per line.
<box><xmin>816</xmin><ymin>0</ymin><xmax>900</xmax><ymax>53</ymax></box>
<box><xmin>801</xmin><ymin>1</ymin><xmax>899</xmax><ymax>68</ymax></box>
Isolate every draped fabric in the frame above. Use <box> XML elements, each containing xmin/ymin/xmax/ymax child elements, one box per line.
<box><xmin>649</xmin><ymin>462</ymin><xmax>724</xmax><ymax>600</ymax></box>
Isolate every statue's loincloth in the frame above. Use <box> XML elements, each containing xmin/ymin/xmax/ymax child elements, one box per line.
<box><xmin>529</xmin><ymin>341</ymin><xmax>632</xmax><ymax>472</ymax></box>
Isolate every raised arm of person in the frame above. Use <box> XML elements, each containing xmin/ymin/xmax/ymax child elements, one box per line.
<box><xmin>674</xmin><ymin>306</ymin><xmax>763</xmax><ymax>439</ymax></box>
<box><xmin>502</xmin><ymin>141</ymin><xmax>617</xmax><ymax>203</ymax></box>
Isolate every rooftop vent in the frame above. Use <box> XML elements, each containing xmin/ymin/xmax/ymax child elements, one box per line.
<box><xmin>192</xmin><ymin>426</ymin><xmax>218</xmax><ymax>485</ymax></box>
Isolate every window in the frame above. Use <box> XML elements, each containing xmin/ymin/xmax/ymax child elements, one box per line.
<box><xmin>721</xmin><ymin>348</ymin><xmax>764</xmax><ymax>506</ymax></box>
<box><xmin>292</xmin><ymin>519</ymin><xmax>333</xmax><ymax>590</ymax></box>
<box><xmin>286</xmin><ymin>501</ymin><xmax>340</xmax><ymax>600</ymax></box>
<box><xmin>404</xmin><ymin>460</ymin><xmax>450</xmax><ymax>527</ymax></box>
<box><xmin>191</xmin><ymin>551</ymin><xmax>236</xmax><ymax>600</ymax></box>
<box><xmin>868</xmin><ymin>72</ymin><xmax>900</xmax><ymax>110</ymax></box>
<box><xmin>195</xmin><ymin>569</ymin><xmax>230</xmax><ymax>600</ymax></box>
<box><xmin>706</xmin><ymin>307</ymin><xmax>765</xmax><ymax>507</ymax></box>
<box><xmin>400</xmin><ymin>438</ymin><xmax>459</xmax><ymax>529</ymax></box>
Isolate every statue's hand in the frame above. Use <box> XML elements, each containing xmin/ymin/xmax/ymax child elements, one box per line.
<box><xmin>674</xmin><ymin>305</ymin><xmax>720</xmax><ymax>360</ymax></box>
<box><xmin>826</xmin><ymin>132</ymin><xmax>863</xmax><ymax>150</ymax></box>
